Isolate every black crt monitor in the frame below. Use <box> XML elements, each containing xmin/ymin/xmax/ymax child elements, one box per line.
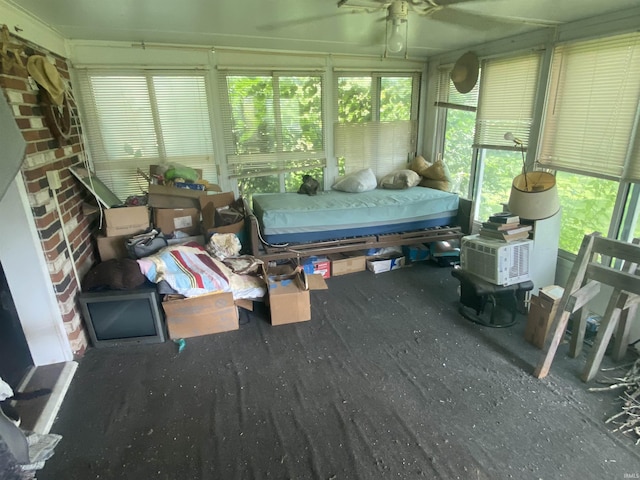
<box><xmin>78</xmin><ymin>287</ymin><xmax>166</xmax><ymax>348</ymax></box>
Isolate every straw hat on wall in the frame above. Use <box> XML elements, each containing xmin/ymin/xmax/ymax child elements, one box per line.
<box><xmin>26</xmin><ymin>55</ymin><xmax>66</xmax><ymax>106</ymax></box>
<box><xmin>450</xmin><ymin>51</ymin><xmax>479</xmax><ymax>94</ymax></box>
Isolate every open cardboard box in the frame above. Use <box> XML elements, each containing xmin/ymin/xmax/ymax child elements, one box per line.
<box><xmin>200</xmin><ymin>192</ymin><xmax>245</xmax><ymax>238</ymax></box>
<box><xmin>147</xmin><ymin>165</ymin><xmax>221</xmax><ymax>209</ymax></box>
<box><xmin>265</xmin><ymin>264</ymin><xmax>327</xmax><ymax>325</ymax></box>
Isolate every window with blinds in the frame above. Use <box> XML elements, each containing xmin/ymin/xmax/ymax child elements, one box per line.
<box><xmin>435</xmin><ymin>65</ymin><xmax>479</xmax><ymax>112</ymax></box>
<box><xmin>334</xmin><ymin>74</ymin><xmax>419</xmax><ymax>178</ymax></box>
<box><xmin>75</xmin><ymin>70</ymin><xmax>217</xmax><ymax>201</ymax></box>
<box><xmin>538</xmin><ymin>32</ymin><xmax>640</xmax><ymax>181</ymax></box>
<box><xmin>218</xmin><ymin>73</ymin><xmax>325</xmax><ymax>178</ymax></box>
<box><xmin>473</xmin><ymin>52</ymin><xmax>542</xmax><ymax>150</ymax></box>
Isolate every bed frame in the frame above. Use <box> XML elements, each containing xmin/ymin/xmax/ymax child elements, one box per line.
<box><xmin>245</xmin><ymin>197</ymin><xmax>474</xmax><ymax>262</ymax></box>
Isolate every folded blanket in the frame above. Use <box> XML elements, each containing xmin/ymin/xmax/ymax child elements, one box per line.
<box><xmin>137</xmin><ymin>242</ymin><xmax>266</xmax><ymax>299</ymax></box>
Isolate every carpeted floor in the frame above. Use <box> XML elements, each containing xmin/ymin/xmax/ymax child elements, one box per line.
<box><xmin>38</xmin><ymin>262</ymin><xmax>640</xmax><ymax>479</ymax></box>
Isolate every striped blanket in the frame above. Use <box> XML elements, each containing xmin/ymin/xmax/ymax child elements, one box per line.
<box><xmin>137</xmin><ymin>243</ymin><xmax>265</xmax><ymax>299</ymax></box>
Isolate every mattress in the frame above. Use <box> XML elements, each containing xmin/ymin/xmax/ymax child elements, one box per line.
<box><xmin>252</xmin><ymin>187</ymin><xmax>460</xmax><ymax>243</ymax></box>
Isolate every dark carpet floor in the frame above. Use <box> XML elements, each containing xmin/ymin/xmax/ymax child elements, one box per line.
<box><xmin>37</xmin><ymin>262</ymin><xmax>640</xmax><ymax>480</ymax></box>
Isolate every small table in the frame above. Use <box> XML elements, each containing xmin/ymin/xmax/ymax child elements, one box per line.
<box><xmin>451</xmin><ymin>267</ymin><xmax>534</xmax><ymax>327</ymax></box>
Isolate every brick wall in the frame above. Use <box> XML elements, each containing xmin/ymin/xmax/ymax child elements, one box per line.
<box><xmin>1</xmin><ymin>32</ymin><xmax>96</xmax><ymax>356</ymax></box>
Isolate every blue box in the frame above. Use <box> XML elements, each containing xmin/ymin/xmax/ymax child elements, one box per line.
<box><xmin>402</xmin><ymin>244</ymin><xmax>430</xmax><ymax>262</ymax></box>
<box><xmin>174</xmin><ymin>182</ymin><xmax>206</xmax><ymax>191</ymax></box>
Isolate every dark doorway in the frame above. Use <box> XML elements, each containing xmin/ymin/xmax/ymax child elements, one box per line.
<box><xmin>0</xmin><ymin>262</ymin><xmax>33</xmax><ymax>389</ymax></box>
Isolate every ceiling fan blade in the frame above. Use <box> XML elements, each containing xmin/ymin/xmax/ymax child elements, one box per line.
<box><xmin>258</xmin><ymin>10</ymin><xmax>362</xmax><ymax>32</ymax></box>
<box><xmin>447</xmin><ymin>5</ymin><xmax>563</xmax><ymax>27</ymax></box>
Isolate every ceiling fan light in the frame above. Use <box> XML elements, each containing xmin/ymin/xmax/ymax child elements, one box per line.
<box><xmin>387</xmin><ymin>25</ymin><xmax>405</xmax><ymax>53</ymax></box>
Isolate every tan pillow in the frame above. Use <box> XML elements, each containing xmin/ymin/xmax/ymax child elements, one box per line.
<box><xmin>379</xmin><ymin>169</ymin><xmax>421</xmax><ymax>189</ymax></box>
<box><xmin>410</xmin><ymin>156</ymin><xmax>451</xmax><ymax>191</ymax></box>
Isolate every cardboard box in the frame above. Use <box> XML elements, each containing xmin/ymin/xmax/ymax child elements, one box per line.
<box><xmin>95</xmin><ymin>233</ymin><xmax>128</xmax><ymax>261</ymax></box>
<box><xmin>199</xmin><ymin>192</ymin><xmax>245</xmax><ymax>239</ymax></box>
<box><xmin>366</xmin><ymin>255</ymin><xmax>406</xmax><ymax>274</ymax></box>
<box><xmin>162</xmin><ymin>292</ymin><xmax>238</xmax><ymax>339</ymax></box>
<box><xmin>328</xmin><ymin>251</ymin><xmax>366</xmax><ymax>276</ymax></box>
<box><xmin>148</xmin><ymin>184</ymin><xmax>207</xmax><ymax>209</ymax></box>
<box><xmin>266</xmin><ymin>265</ymin><xmax>327</xmax><ymax>326</ymax></box>
<box><xmin>103</xmin><ymin>206</ymin><xmax>149</xmax><ymax>237</ymax></box>
<box><xmin>402</xmin><ymin>244</ymin><xmax>431</xmax><ymax>263</ymax></box>
<box><xmin>153</xmin><ymin>208</ymin><xmax>201</xmax><ymax>236</ymax></box>
<box><xmin>302</xmin><ymin>256</ymin><xmax>331</xmax><ymax>279</ymax></box>
<box><xmin>524</xmin><ymin>285</ymin><xmax>563</xmax><ymax>349</ymax></box>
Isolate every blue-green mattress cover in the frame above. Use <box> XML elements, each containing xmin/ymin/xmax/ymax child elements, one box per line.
<box><xmin>252</xmin><ymin>187</ymin><xmax>459</xmax><ymax>243</ymax></box>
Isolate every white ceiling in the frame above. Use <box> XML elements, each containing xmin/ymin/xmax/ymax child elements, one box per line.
<box><xmin>6</xmin><ymin>0</ymin><xmax>640</xmax><ymax>59</ymax></box>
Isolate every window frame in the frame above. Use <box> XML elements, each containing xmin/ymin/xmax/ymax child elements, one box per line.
<box><xmin>217</xmin><ymin>70</ymin><xmax>327</xmax><ymax>194</ymax></box>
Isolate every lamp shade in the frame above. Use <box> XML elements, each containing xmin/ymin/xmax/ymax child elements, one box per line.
<box><xmin>507</xmin><ymin>172</ymin><xmax>560</xmax><ymax>221</ymax></box>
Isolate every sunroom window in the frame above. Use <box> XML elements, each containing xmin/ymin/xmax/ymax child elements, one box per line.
<box><xmin>219</xmin><ymin>73</ymin><xmax>324</xmax><ymax>200</ymax></box>
<box><xmin>75</xmin><ymin>70</ymin><xmax>217</xmax><ymax>201</ymax></box>
<box><xmin>334</xmin><ymin>73</ymin><xmax>419</xmax><ymax>178</ymax></box>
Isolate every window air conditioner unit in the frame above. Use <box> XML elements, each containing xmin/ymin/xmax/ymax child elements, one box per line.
<box><xmin>460</xmin><ymin>235</ymin><xmax>533</xmax><ymax>286</ymax></box>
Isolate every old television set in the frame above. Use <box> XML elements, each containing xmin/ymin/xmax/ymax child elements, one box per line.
<box><xmin>79</xmin><ymin>287</ymin><xmax>166</xmax><ymax>348</ymax></box>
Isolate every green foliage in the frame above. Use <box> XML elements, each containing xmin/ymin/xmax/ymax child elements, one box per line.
<box><xmin>443</xmin><ymin>109</ymin><xmax>475</xmax><ymax>196</ymax></box>
<box><xmin>338</xmin><ymin>77</ymin><xmax>372</xmax><ymax>124</ymax></box>
<box><xmin>555</xmin><ymin>172</ymin><xmax>617</xmax><ymax>253</ymax></box>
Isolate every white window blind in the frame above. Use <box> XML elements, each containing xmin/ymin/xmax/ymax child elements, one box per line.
<box><xmin>219</xmin><ymin>72</ymin><xmax>325</xmax><ymax>178</ymax></box>
<box><xmin>334</xmin><ymin>121</ymin><xmax>416</xmax><ymax>176</ymax></box>
<box><xmin>473</xmin><ymin>52</ymin><xmax>542</xmax><ymax>150</ymax></box>
<box><xmin>75</xmin><ymin>70</ymin><xmax>217</xmax><ymax>201</ymax></box>
<box><xmin>538</xmin><ymin>32</ymin><xmax>640</xmax><ymax>181</ymax></box>
<box><xmin>435</xmin><ymin>66</ymin><xmax>479</xmax><ymax>111</ymax></box>
<box><xmin>335</xmin><ymin>74</ymin><xmax>419</xmax><ymax>178</ymax></box>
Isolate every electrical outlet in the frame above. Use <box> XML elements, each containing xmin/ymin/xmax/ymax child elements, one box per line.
<box><xmin>46</xmin><ymin>170</ymin><xmax>62</xmax><ymax>190</ymax></box>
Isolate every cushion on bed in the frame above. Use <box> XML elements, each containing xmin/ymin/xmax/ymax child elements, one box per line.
<box><xmin>332</xmin><ymin>168</ymin><xmax>377</xmax><ymax>193</ymax></box>
<box><xmin>410</xmin><ymin>156</ymin><xmax>452</xmax><ymax>191</ymax></box>
<box><xmin>379</xmin><ymin>169</ymin><xmax>421</xmax><ymax>189</ymax></box>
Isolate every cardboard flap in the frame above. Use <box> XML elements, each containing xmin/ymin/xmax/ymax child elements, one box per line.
<box><xmin>200</xmin><ymin>192</ymin><xmax>236</xmax><ymax>229</ymax></box>
<box><xmin>307</xmin><ymin>273</ymin><xmax>328</xmax><ymax>290</ymax></box>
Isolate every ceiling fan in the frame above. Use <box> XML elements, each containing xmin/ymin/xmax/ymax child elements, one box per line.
<box><xmin>336</xmin><ymin>0</ymin><xmax>561</xmax><ymax>55</ymax></box>
<box><xmin>258</xmin><ymin>0</ymin><xmax>561</xmax><ymax>55</ymax></box>
<box><xmin>337</xmin><ymin>0</ymin><xmax>563</xmax><ymax>28</ymax></box>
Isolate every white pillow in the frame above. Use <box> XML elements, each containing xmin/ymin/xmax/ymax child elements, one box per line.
<box><xmin>379</xmin><ymin>169</ymin><xmax>421</xmax><ymax>189</ymax></box>
<box><xmin>332</xmin><ymin>168</ymin><xmax>377</xmax><ymax>193</ymax></box>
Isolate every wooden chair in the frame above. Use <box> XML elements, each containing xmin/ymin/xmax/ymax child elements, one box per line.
<box><xmin>534</xmin><ymin>233</ymin><xmax>640</xmax><ymax>382</ymax></box>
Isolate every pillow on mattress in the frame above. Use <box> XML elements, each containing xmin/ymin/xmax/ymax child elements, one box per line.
<box><xmin>332</xmin><ymin>168</ymin><xmax>377</xmax><ymax>193</ymax></box>
<box><xmin>379</xmin><ymin>169</ymin><xmax>421</xmax><ymax>189</ymax></box>
<box><xmin>410</xmin><ymin>155</ymin><xmax>452</xmax><ymax>191</ymax></box>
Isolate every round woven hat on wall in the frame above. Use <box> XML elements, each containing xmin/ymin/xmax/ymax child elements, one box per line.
<box><xmin>26</xmin><ymin>55</ymin><xmax>66</xmax><ymax>106</ymax></box>
<box><xmin>450</xmin><ymin>51</ymin><xmax>479</xmax><ymax>94</ymax></box>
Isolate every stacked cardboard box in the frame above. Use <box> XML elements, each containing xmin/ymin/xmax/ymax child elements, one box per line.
<box><xmin>95</xmin><ymin>206</ymin><xmax>150</xmax><ymax>261</ymax></box>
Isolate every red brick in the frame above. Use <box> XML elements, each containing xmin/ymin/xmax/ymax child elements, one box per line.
<box><xmin>23</xmin><ymin>166</ymin><xmax>45</xmax><ymax>181</ymax></box>
<box><xmin>0</xmin><ymin>77</ymin><xmax>27</xmax><ymax>90</ymax></box>
<box><xmin>19</xmin><ymin>105</ymin><xmax>32</xmax><ymax>116</ymax></box>
<box><xmin>22</xmin><ymin>93</ymin><xmax>38</xmax><ymax>104</ymax></box>
<box><xmin>15</xmin><ymin>118</ymin><xmax>31</xmax><ymax>129</ymax></box>
<box><xmin>22</xmin><ymin>129</ymin><xmax>40</xmax><ymax>141</ymax></box>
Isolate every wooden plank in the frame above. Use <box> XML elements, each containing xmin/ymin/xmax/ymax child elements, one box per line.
<box><xmin>586</xmin><ymin>264</ymin><xmax>640</xmax><ymax>295</ymax></box>
<box><xmin>569</xmin><ymin>308</ymin><xmax>588</xmax><ymax>358</ymax></box>
<box><xmin>612</xmin><ymin>303</ymin><xmax>637</xmax><ymax>361</ymax></box>
<box><xmin>534</xmin><ymin>233</ymin><xmax>599</xmax><ymax>379</ymax></box>
<box><xmin>592</xmin><ymin>236</ymin><xmax>640</xmax><ymax>265</ymax></box>
<box><xmin>581</xmin><ymin>290</ymin><xmax>623</xmax><ymax>382</ymax></box>
<box><xmin>566</xmin><ymin>280</ymin><xmax>600</xmax><ymax>314</ymax></box>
